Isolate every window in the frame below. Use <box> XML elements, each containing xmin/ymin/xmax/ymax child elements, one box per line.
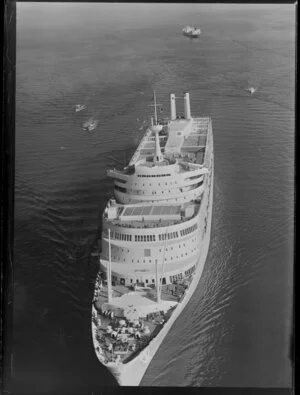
<box><xmin>144</xmin><ymin>249</ymin><xmax>151</xmax><ymax>257</ymax></box>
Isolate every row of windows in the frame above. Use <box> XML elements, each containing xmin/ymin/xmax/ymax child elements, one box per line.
<box><xmin>170</xmin><ymin>273</ymin><xmax>183</xmax><ymax>283</ymax></box>
<box><xmin>109</xmin><ymin>224</ymin><xmax>197</xmax><ymax>243</ymax></box>
<box><xmin>115</xmin><ymin>186</ymin><xmax>198</xmax><ymax>196</ymax></box>
<box><xmin>180</xmin><ymin>223</ymin><xmax>198</xmax><ymax>236</ymax></box>
<box><xmin>135</xmin><ymin>234</ymin><xmax>156</xmax><ymax>242</ymax></box>
<box><xmin>185</xmin><ymin>265</ymin><xmax>196</xmax><ymax>276</ymax></box>
<box><xmin>159</xmin><ymin>231</ymin><xmax>179</xmax><ymax>241</ymax></box>
<box><xmin>109</xmin><ymin>244</ymin><xmax>198</xmax><ymax>263</ymax></box>
<box><xmin>116</xmin><ymin>181</ymin><xmax>204</xmax><ymax>197</ymax></box>
<box><xmin>137</xmin><ymin>174</ymin><xmax>171</xmax><ymax>178</ymax></box>
<box><xmin>114</xmin><ymin>232</ymin><xmax>132</xmax><ymax>241</ymax></box>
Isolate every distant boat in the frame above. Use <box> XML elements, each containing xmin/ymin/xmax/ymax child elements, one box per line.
<box><xmin>83</xmin><ymin>118</ymin><xmax>98</xmax><ymax>132</ymax></box>
<box><xmin>245</xmin><ymin>87</ymin><xmax>257</xmax><ymax>95</ymax></box>
<box><xmin>75</xmin><ymin>104</ymin><xmax>87</xmax><ymax>112</ymax></box>
<box><xmin>182</xmin><ymin>26</ymin><xmax>201</xmax><ymax>38</ymax></box>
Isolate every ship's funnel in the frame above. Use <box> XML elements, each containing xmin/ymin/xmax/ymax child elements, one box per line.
<box><xmin>184</xmin><ymin>92</ymin><xmax>191</xmax><ymax>119</ymax></box>
<box><xmin>170</xmin><ymin>93</ymin><xmax>176</xmax><ymax>120</ymax></box>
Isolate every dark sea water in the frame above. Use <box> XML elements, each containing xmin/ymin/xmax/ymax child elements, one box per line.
<box><xmin>13</xmin><ymin>3</ymin><xmax>294</xmax><ymax>392</ymax></box>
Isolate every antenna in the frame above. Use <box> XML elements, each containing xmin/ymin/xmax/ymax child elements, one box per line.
<box><xmin>108</xmin><ymin>228</ymin><xmax>112</xmax><ymax>303</ymax></box>
<box><xmin>148</xmin><ymin>90</ymin><xmax>162</xmax><ymax>125</ymax></box>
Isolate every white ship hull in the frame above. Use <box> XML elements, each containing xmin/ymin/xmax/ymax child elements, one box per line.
<box><xmin>91</xmin><ymin>92</ymin><xmax>214</xmax><ymax>386</ymax></box>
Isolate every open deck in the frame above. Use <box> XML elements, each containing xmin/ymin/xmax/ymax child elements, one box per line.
<box><xmin>104</xmin><ymin>200</ymin><xmax>200</xmax><ymax>229</ymax></box>
<box><xmin>92</xmin><ymin>272</ymin><xmax>193</xmax><ymax>365</ymax></box>
<box><xmin>127</xmin><ymin>117</ymin><xmax>210</xmax><ymax>166</ymax></box>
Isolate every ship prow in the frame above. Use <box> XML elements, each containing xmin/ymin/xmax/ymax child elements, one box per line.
<box><xmin>92</xmin><ymin>91</ymin><xmax>214</xmax><ymax>385</ymax></box>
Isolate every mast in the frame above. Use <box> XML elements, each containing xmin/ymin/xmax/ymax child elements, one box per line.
<box><xmin>154</xmin><ymin>90</ymin><xmax>158</xmax><ymax>125</ymax></box>
<box><xmin>148</xmin><ymin>91</ymin><xmax>162</xmax><ymax>126</ymax></box>
<box><xmin>155</xmin><ymin>259</ymin><xmax>161</xmax><ymax>304</ymax></box>
<box><xmin>108</xmin><ymin>228</ymin><xmax>112</xmax><ymax>303</ymax></box>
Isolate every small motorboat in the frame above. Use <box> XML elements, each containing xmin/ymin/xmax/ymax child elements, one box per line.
<box><xmin>245</xmin><ymin>87</ymin><xmax>257</xmax><ymax>95</ymax></box>
<box><xmin>83</xmin><ymin>118</ymin><xmax>98</xmax><ymax>132</ymax></box>
<box><xmin>75</xmin><ymin>104</ymin><xmax>87</xmax><ymax>112</ymax></box>
<box><xmin>182</xmin><ymin>26</ymin><xmax>201</xmax><ymax>38</ymax></box>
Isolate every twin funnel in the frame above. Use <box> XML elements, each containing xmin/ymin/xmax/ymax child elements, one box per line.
<box><xmin>153</xmin><ymin>92</ymin><xmax>192</xmax><ymax>165</ymax></box>
<box><xmin>170</xmin><ymin>92</ymin><xmax>191</xmax><ymax>120</ymax></box>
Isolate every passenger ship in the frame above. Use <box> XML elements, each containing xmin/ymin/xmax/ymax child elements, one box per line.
<box><xmin>91</xmin><ymin>92</ymin><xmax>214</xmax><ymax>385</ymax></box>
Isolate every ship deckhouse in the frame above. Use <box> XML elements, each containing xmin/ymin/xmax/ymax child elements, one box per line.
<box><xmin>100</xmin><ymin>92</ymin><xmax>213</xmax><ymax>287</ymax></box>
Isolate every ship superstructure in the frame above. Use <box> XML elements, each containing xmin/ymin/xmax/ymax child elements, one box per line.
<box><xmin>92</xmin><ymin>92</ymin><xmax>214</xmax><ymax>385</ymax></box>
